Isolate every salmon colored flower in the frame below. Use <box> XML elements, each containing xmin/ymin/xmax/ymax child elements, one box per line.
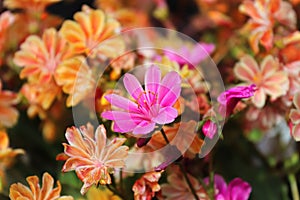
<box><xmin>147</xmin><ymin>121</ymin><xmax>204</xmax><ymax>158</ymax></box>
<box><xmin>0</xmin><ymin>80</ymin><xmax>19</xmax><ymax>128</ymax></box>
<box><xmin>9</xmin><ymin>172</ymin><xmax>73</xmax><ymax>200</ymax></box>
<box><xmin>132</xmin><ymin>171</ymin><xmax>162</xmax><ymax>200</ymax></box>
<box><xmin>110</xmin><ymin>52</ymin><xmax>135</xmax><ymax>80</ymax></box>
<box><xmin>0</xmin><ymin>11</ymin><xmax>15</xmax><ymax>65</ymax></box>
<box><xmin>4</xmin><ymin>0</ymin><xmax>61</xmax><ymax>12</ymax></box>
<box><xmin>234</xmin><ymin>55</ymin><xmax>289</xmax><ymax>108</ymax></box>
<box><xmin>55</xmin><ymin>56</ymin><xmax>96</xmax><ymax>107</ymax></box>
<box><xmin>161</xmin><ymin>171</ymin><xmax>207</xmax><ymax>200</ymax></box>
<box><xmin>204</xmin><ymin>175</ymin><xmax>252</xmax><ymax>200</ymax></box>
<box><xmin>14</xmin><ymin>28</ymin><xmax>73</xmax><ymax>84</ymax></box>
<box><xmin>218</xmin><ymin>84</ymin><xmax>256</xmax><ymax>117</ymax></box>
<box><xmin>289</xmin><ymin>93</ymin><xmax>300</xmax><ymax>141</ymax></box>
<box><xmin>21</xmin><ymin>79</ymin><xmax>61</xmax><ymax>111</ymax></box>
<box><xmin>60</xmin><ymin>5</ymin><xmax>123</xmax><ymax>58</ymax></box>
<box><xmin>60</xmin><ymin>123</ymin><xmax>129</xmax><ymax>194</ymax></box>
<box><xmin>0</xmin><ymin>130</ymin><xmax>24</xmax><ymax>184</ymax></box>
<box><xmin>239</xmin><ymin>0</ymin><xmax>296</xmax><ymax>53</ymax></box>
<box><xmin>102</xmin><ymin>65</ymin><xmax>181</xmax><ymax>135</ymax></box>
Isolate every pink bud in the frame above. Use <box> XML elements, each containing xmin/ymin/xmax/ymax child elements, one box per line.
<box><xmin>202</xmin><ymin>120</ymin><xmax>217</xmax><ymax>139</ymax></box>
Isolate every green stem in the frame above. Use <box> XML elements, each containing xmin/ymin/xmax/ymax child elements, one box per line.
<box><xmin>288</xmin><ymin>173</ymin><xmax>299</xmax><ymax>200</ymax></box>
<box><xmin>179</xmin><ymin>163</ymin><xmax>200</xmax><ymax>200</ymax></box>
<box><xmin>160</xmin><ymin>127</ymin><xmax>199</xmax><ymax>200</ymax></box>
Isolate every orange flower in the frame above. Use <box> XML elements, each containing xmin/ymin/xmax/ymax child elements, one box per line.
<box><xmin>234</xmin><ymin>55</ymin><xmax>289</xmax><ymax>108</ymax></box>
<box><xmin>14</xmin><ymin>28</ymin><xmax>73</xmax><ymax>84</ymax></box>
<box><xmin>148</xmin><ymin>121</ymin><xmax>204</xmax><ymax>158</ymax></box>
<box><xmin>0</xmin><ymin>11</ymin><xmax>15</xmax><ymax>65</ymax></box>
<box><xmin>55</xmin><ymin>56</ymin><xmax>95</xmax><ymax>107</ymax></box>
<box><xmin>9</xmin><ymin>172</ymin><xmax>73</xmax><ymax>200</ymax></box>
<box><xmin>21</xmin><ymin>79</ymin><xmax>61</xmax><ymax>111</ymax></box>
<box><xmin>132</xmin><ymin>171</ymin><xmax>162</xmax><ymax>200</ymax></box>
<box><xmin>4</xmin><ymin>0</ymin><xmax>61</xmax><ymax>12</ymax></box>
<box><xmin>60</xmin><ymin>5</ymin><xmax>124</xmax><ymax>58</ymax></box>
<box><xmin>0</xmin><ymin>130</ymin><xmax>24</xmax><ymax>184</ymax></box>
<box><xmin>239</xmin><ymin>0</ymin><xmax>296</xmax><ymax>53</ymax></box>
<box><xmin>161</xmin><ymin>171</ymin><xmax>207</xmax><ymax>200</ymax></box>
<box><xmin>60</xmin><ymin>123</ymin><xmax>128</xmax><ymax>194</ymax></box>
<box><xmin>0</xmin><ymin>80</ymin><xmax>19</xmax><ymax>128</ymax></box>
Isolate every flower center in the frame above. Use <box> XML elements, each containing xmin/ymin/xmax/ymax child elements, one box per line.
<box><xmin>137</xmin><ymin>90</ymin><xmax>158</xmax><ymax>111</ymax></box>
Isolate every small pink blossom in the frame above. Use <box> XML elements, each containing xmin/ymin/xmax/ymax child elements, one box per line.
<box><xmin>289</xmin><ymin>93</ymin><xmax>300</xmax><ymax>141</ymax></box>
<box><xmin>163</xmin><ymin>43</ymin><xmax>215</xmax><ymax>68</ymax></box>
<box><xmin>102</xmin><ymin>65</ymin><xmax>181</xmax><ymax>135</ymax></box>
<box><xmin>202</xmin><ymin>120</ymin><xmax>218</xmax><ymax>139</ymax></box>
<box><xmin>218</xmin><ymin>84</ymin><xmax>256</xmax><ymax>117</ymax></box>
<box><xmin>204</xmin><ymin>174</ymin><xmax>252</xmax><ymax>200</ymax></box>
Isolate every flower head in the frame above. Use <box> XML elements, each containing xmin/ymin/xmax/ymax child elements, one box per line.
<box><xmin>60</xmin><ymin>5</ymin><xmax>123</xmax><ymax>58</ymax></box>
<box><xmin>161</xmin><ymin>170</ymin><xmax>207</xmax><ymax>199</ymax></box>
<box><xmin>289</xmin><ymin>93</ymin><xmax>300</xmax><ymax>141</ymax></box>
<box><xmin>204</xmin><ymin>174</ymin><xmax>252</xmax><ymax>200</ymax></box>
<box><xmin>55</xmin><ymin>56</ymin><xmax>96</xmax><ymax>107</ymax></box>
<box><xmin>4</xmin><ymin>0</ymin><xmax>61</xmax><ymax>12</ymax></box>
<box><xmin>218</xmin><ymin>84</ymin><xmax>256</xmax><ymax>117</ymax></box>
<box><xmin>234</xmin><ymin>55</ymin><xmax>289</xmax><ymax>108</ymax></box>
<box><xmin>239</xmin><ymin>0</ymin><xmax>296</xmax><ymax>53</ymax></box>
<box><xmin>0</xmin><ymin>130</ymin><xmax>24</xmax><ymax>184</ymax></box>
<box><xmin>0</xmin><ymin>80</ymin><xmax>19</xmax><ymax>127</ymax></box>
<box><xmin>132</xmin><ymin>171</ymin><xmax>162</xmax><ymax>200</ymax></box>
<box><xmin>163</xmin><ymin>43</ymin><xmax>215</xmax><ymax>68</ymax></box>
<box><xmin>14</xmin><ymin>28</ymin><xmax>72</xmax><ymax>84</ymax></box>
<box><xmin>102</xmin><ymin>65</ymin><xmax>181</xmax><ymax>135</ymax></box>
<box><xmin>9</xmin><ymin>172</ymin><xmax>73</xmax><ymax>200</ymax></box>
<box><xmin>202</xmin><ymin>120</ymin><xmax>218</xmax><ymax>139</ymax></box>
<box><xmin>60</xmin><ymin>123</ymin><xmax>128</xmax><ymax>194</ymax></box>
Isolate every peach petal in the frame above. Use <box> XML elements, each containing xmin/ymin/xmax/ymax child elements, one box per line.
<box><xmin>252</xmin><ymin>88</ymin><xmax>266</xmax><ymax>108</ymax></box>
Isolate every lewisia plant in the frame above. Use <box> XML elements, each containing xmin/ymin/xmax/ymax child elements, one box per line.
<box><xmin>3</xmin><ymin>0</ymin><xmax>300</xmax><ymax>199</ymax></box>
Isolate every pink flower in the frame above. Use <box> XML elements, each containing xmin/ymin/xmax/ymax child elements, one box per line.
<box><xmin>202</xmin><ymin>120</ymin><xmax>217</xmax><ymax>139</ymax></box>
<box><xmin>289</xmin><ymin>92</ymin><xmax>300</xmax><ymax>141</ymax></box>
<box><xmin>218</xmin><ymin>84</ymin><xmax>256</xmax><ymax>117</ymax></box>
<box><xmin>234</xmin><ymin>55</ymin><xmax>289</xmax><ymax>108</ymax></box>
<box><xmin>204</xmin><ymin>175</ymin><xmax>252</xmax><ymax>200</ymax></box>
<box><xmin>101</xmin><ymin>65</ymin><xmax>181</xmax><ymax>135</ymax></box>
<box><xmin>163</xmin><ymin>43</ymin><xmax>215</xmax><ymax>68</ymax></box>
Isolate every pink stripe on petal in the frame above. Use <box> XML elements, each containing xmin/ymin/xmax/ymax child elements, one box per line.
<box><xmin>105</xmin><ymin>94</ymin><xmax>138</xmax><ymax>112</ymax></box>
<box><xmin>132</xmin><ymin>121</ymin><xmax>156</xmax><ymax>135</ymax></box>
<box><xmin>123</xmin><ymin>73</ymin><xmax>144</xmax><ymax>100</ymax></box>
<box><xmin>153</xmin><ymin>106</ymin><xmax>178</xmax><ymax>124</ymax></box>
<box><xmin>159</xmin><ymin>84</ymin><xmax>181</xmax><ymax>107</ymax></box>
<box><xmin>234</xmin><ymin>63</ymin><xmax>256</xmax><ymax>82</ymax></box>
<box><xmin>145</xmin><ymin>65</ymin><xmax>161</xmax><ymax>93</ymax></box>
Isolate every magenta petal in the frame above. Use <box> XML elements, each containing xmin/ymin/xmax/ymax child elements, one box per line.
<box><xmin>105</xmin><ymin>94</ymin><xmax>138</xmax><ymax>112</ymax></box>
<box><xmin>123</xmin><ymin>73</ymin><xmax>144</xmax><ymax>100</ymax></box>
<box><xmin>153</xmin><ymin>106</ymin><xmax>178</xmax><ymax>124</ymax></box>
<box><xmin>158</xmin><ymin>71</ymin><xmax>181</xmax><ymax>105</ymax></box>
<box><xmin>145</xmin><ymin>65</ymin><xmax>161</xmax><ymax>93</ymax></box>
<box><xmin>159</xmin><ymin>83</ymin><xmax>181</xmax><ymax>107</ymax></box>
<box><xmin>227</xmin><ymin>178</ymin><xmax>252</xmax><ymax>200</ymax></box>
<box><xmin>133</xmin><ymin>121</ymin><xmax>156</xmax><ymax>135</ymax></box>
<box><xmin>101</xmin><ymin>111</ymin><xmax>139</xmax><ymax>133</ymax></box>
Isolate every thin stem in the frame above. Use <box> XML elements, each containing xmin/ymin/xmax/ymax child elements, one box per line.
<box><xmin>160</xmin><ymin>128</ymin><xmax>170</xmax><ymax>144</ymax></box>
<box><xmin>179</xmin><ymin>162</ymin><xmax>200</xmax><ymax>200</ymax></box>
<box><xmin>288</xmin><ymin>173</ymin><xmax>299</xmax><ymax>200</ymax></box>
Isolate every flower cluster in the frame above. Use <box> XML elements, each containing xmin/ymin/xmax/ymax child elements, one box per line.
<box><xmin>2</xmin><ymin>0</ymin><xmax>300</xmax><ymax>199</ymax></box>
